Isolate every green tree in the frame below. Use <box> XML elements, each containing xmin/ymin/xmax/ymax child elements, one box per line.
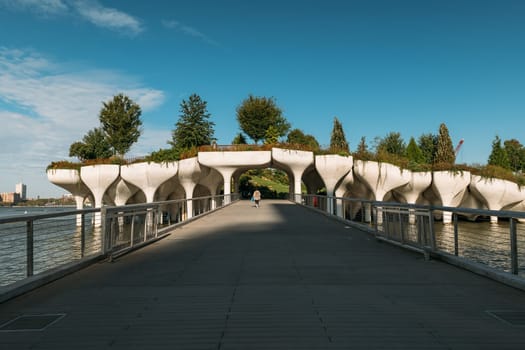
<box><xmin>286</xmin><ymin>128</ymin><xmax>320</xmax><ymax>150</ymax></box>
<box><xmin>418</xmin><ymin>133</ymin><xmax>437</xmax><ymax>164</ymax></box>
<box><xmin>354</xmin><ymin>136</ymin><xmax>372</xmax><ymax>159</ymax></box>
<box><xmin>434</xmin><ymin>123</ymin><xmax>455</xmax><ymax>164</ymax></box>
<box><xmin>69</xmin><ymin>127</ymin><xmax>112</xmax><ymax>161</ymax></box>
<box><xmin>406</xmin><ymin>137</ymin><xmax>425</xmax><ymax>164</ymax></box>
<box><xmin>99</xmin><ymin>93</ymin><xmax>142</xmax><ymax>157</ymax></box>
<box><xmin>488</xmin><ymin>136</ymin><xmax>510</xmax><ymax>169</ymax></box>
<box><xmin>504</xmin><ymin>139</ymin><xmax>525</xmax><ymax>172</ymax></box>
<box><xmin>330</xmin><ymin>117</ymin><xmax>349</xmax><ymax>154</ymax></box>
<box><xmin>232</xmin><ymin>132</ymin><xmax>247</xmax><ymax>144</ymax></box>
<box><xmin>376</xmin><ymin>132</ymin><xmax>406</xmax><ymax>156</ymax></box>
<box><xmin>170</xmin><ymin>94</ymin><xmax>215</xmax><ymax>151</ymax></box>
<box><xmin>264</xmin><ymin>125</ymin><xmax>280</xmax><ymax>144</ymax></box>
<box><xmin>236</xmin><ymin>95</ymin><xmax>290</xmax><ymax>144</ymax></box>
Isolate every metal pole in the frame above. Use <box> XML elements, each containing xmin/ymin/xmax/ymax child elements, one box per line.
<box><xmin>81</xmin><ymin>213</ymin><xmax>85</xmax><ymax>258</ymax></box>
<box><xmin>100</xmin><ymin>207</ymin><xmax>107</xmax><ymax>254</ymax></box>
<box><xmin>130</xmin><ymin>213</ymin><xmax>135</xmax><ymax>248</ymax></box>
<box><xmin>26</xmin><ymin>220</ymin><xmax>34</xmax><ymax>277</ymax></box>
<box><xmin>510</xmin><ymin>218</ymin><xmax>518</xmax><ymax>275</ymax></box>
<box><xmin>453</xmin><ymin>213</ymin><xmax>459</xmax><ymax>256</ymax></box>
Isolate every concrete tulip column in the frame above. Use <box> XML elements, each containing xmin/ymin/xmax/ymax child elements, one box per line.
<box><xmin>80</xmin><ymin>164</ymin><xmax>120</xmax><ymax>226</ymax></box>
<box><xmin>177</xmin><ymin>157</ymin><xmax>202</xmax><ymax>219</ymax></box>
<box><xmin>47</xmin><ymin>168</ymin><xmax>91</xmax><ymax>226</ymax></box>
<box><xmin>393</xmin><ymin>171</ymin><xmax>432</xmax><ymax>224</ymax></box>
<box><xmin>106</xmin><ymin>179</ymin><xmax>139</xmax><ymax>206</ymax></box>
<box><xmin>199</xmin><ymin>167</ymin><xmax>225</xmax><ymax>209</ymax></box>
<box><xmin>315</xmin><ymin>155</ymin><xmax>353</xmax><ymax>215</ymax></box>
<box><xmin>469</xmin><ymin>175</ymin><xmax>525</xmax><ymax>223</ymax></box>
<box><xmin>198</xmin><ymin>151</ymin><xmax>272</xmax><ymax>204</ymax></box>
<box><xmin>334</xmin><ymin>170</ymin><xmax>355</xmax><ymax>218</ymax></box>
<box><xmin>272</xmin><ymin>148</ymin><xmax>314</xmax><ymax>203</ymax></box>
<box><xmin>120</xmin><ymin>162</ymin><xmax>178</xmax><ymax>203</ymax></box>
<box><xmin>353</xmin><ymin>160</ymin><xmax>410</xmax><ymax>224</ymax></box>
<box><xmin>431</xmin><ymin>171</ymin><xmax>471</xmax><ymax>224</ymax></box>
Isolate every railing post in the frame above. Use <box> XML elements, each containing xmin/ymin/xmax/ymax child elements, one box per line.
<box><xmin>81</xmin><ymin>212</ymin><xmax>86</xmax><ymax>258</ymax></box>
<box><xmin>453</xmin><ymin>213</ymin><xmax>459</xmax><ymax>256</ymax></box>
<box><xmin>429</xmin><ymin>209</ymin><xmax>436</xmax><ymax>252</ymax></box>
<box><xmin>26</xmin><ymin>219</ymin><xmax>34</xmax><ymax>277</ymax></box>
<box><xmin>130</xmin><ymin>213</ymin><xmax>135</xmax><ymax>248</ymax></box>
<box><xmin>100</xmin><ymin>207</ymin><xmax>107</xmax><ymax>255</ymax></box>
<box><xmin>510</xmin><ymin>218</ymin><xmax>518</xmax><ymax>275</ymax></box>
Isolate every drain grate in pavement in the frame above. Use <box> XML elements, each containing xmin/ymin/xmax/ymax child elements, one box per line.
<box><xmin>486</xmin><ymin>310</ymin><xmax>525</xmax><ymax>326</ymax></box>
<box><xmin>0</xmin><ymin>314</ymin><xmax>66</xmax><ymax>332</ymax></box>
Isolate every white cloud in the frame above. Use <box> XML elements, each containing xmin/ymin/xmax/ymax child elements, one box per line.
<box><xmin>72</xmin><ymin>0</ymin><xmax>143</xmax><ymax>35</ymax></box>
<box><xmin>162</xmin><ymin>19</ymin><xmax>219</xmax><ymax>46</ymax></box>
<box><xmin>0</xmin><ymin>0</ymin><xmax>68</xmax><ymax>15</ymax></box>
<box><xmin>0</xmin><ymin>48</ymin><xmax>165</xmax><ymax>196</ymax></box>
<box><xmin>0</xmin><ymin>0</ymin><xmax>143</xmax><ymax>35</ymax></box>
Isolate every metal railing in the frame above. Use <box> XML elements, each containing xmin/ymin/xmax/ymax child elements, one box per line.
<box><xmin>0</xmin><ymin>194</ymin><xmax>238</xmax><ymax>289</ymax></box>
<box><xmin>301</xmin><ymin>194</ymin><xmax>525</xmax><ymax>283</ymax></box>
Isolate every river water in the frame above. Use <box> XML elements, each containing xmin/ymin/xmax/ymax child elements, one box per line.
<box><xmin>1</xmin><ymin>206</ymin><xmax>524</xmax><ymax>287</ymax></box>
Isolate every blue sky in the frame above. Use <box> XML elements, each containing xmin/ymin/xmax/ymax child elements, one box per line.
<box><xmin>1</xmin><ymin>0</ymin><xmax>524</xmax><ymax>198</ymax></box>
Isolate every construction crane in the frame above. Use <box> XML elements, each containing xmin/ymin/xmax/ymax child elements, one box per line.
<box><xmin>455</xmin><ymin>139</ymin><xmax>464</xmax><ymax>155</ymax></box>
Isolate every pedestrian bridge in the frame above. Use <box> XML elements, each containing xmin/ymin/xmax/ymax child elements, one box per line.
<box><xmin>2</xmin><ymin>200</ymin><xmax>525</xmax><ymax>349</ymax></box>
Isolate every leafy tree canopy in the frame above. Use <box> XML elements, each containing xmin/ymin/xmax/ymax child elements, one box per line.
<box><xmin>170</xmin><ymin>93</ymin><xmax>215</xmax><ymax>151</ymax></box>
<box><xmin>406</xmin><ymin>137</ymin><xmax>425</xmax><ymax>164</ymax></box>
<box><xmin>503</xmin><ymin>139</ymin><xmax>525</xmax><ymax>172</ymax></box>
<box><xmin>69</xmin><ymin>127</ymin><xmax>112</xmax><ymax>161</ymax></box>
<box><xmin>99</xmin><ymin>93</ymin><xmax>142</xmax><ymax>157</ymax></box>
<box><xmin>286</xmin><ymin>128</ymin><xmax>320</xmax><ymax>150</ymax></box>
<box><xmin>376</xmin><ymin>132</ymin><xmax>405</xmax><ymax>156</ymax></box>
<box><xmin>236</xmin><ymin>95</ymin><xmax>290</xmax><ymax>144</ymax></box>
<box><xmin>418</xmin><ymin>133</ymin><xmax>437</xmax><ymax>164</ymax></box>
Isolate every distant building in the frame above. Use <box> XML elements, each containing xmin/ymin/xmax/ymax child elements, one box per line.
<box><xmin>1</xmin><ymin>192</ymin><xmax>21</xmax><ymax>204</ymax></box>
<box><xmin>15</xmin><ymin>183</ymin><xmax>27</xmax><ymax>201</ymax></box>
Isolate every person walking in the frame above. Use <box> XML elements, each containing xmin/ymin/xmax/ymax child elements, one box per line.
<box><xmin>253</xmin><ymin>189</ymin><xmax>261</xmax><ymax>208</ymax></box>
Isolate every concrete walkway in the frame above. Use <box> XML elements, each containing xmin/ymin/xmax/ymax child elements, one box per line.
<box><xmin>1</xmin><ymin>200</ymin><xmax>525</xmax><ymax>349</ymax></box>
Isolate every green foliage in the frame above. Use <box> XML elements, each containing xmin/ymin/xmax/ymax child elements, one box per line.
<box><xmin>239</xmin><ymin>169</ymin><xmax>289</xmax><ymax>199</ymax></box>
<box><xmin>170</xmin><ymin>94</ymin><xmax>215</xmax><ymax>151</ymax></box>
<box><xmin>330</xmin><ymin>117</ymin><xmax>349</xmax><ymax>154</ymax></box>
<box><xmin>376</xmin><ymin>132</ymin><xmax>406</xmax><ymax>156</ymax></box>
<box><xmin>353</xmin><ymin>136</ymin><xmax>372</xmax><ymax>160</ymax></box>
<box><xmin>418</xmin><ymin>133</ymin><xmax>437</xmax><ymax>164</ymax></box>
<box><xmin>503</xmin><ymin>139</ymin><xmax>525</xmax><ymax>172</ymax></box>
<box><xmin>488</xmin><ymin>135</ymin><xmax>510</xmax><ymax>169</ymax></box>
<box><xmin>434</xmin><ymin>123</ymin><xmax>455</xmax><ymax>164</ymax></box>
<box><xmin>264</xmin><ymin>125</ymin><xmax>280</xmax><ymax>144</ymax></box>
<box><xmin>147</xmin><ymin>148</ymin><xmax>180</xmax><ymax>162</ymax></box>
<box><xmin>99</xmin><ymin>93</ymin><xmax>142</xmax><ymax>157</ymax></box>
<box><xmin>68</xmin><ymin>127</ymin><xmax>112</xmax><ymax>161</ymax></box>
<box><xmin>236</xmin><ymin>95</ymin><xmax>290</xmax><ymax>144</ymax></box>
<box><xmin>232</xmin><ymin>132</ymin><xmax>247</xmax><ymax>144</ymax></box>
<box><xmin>46</xmin><ymin>161</ymin><xmax>81</xmax><ymax>171</ymax></box>
<box><xmin>286</xmin><ymin>128</ymin><xmax>320</xmax><ymax>150</ymax></box>
<box><xmin>406</xmin><ymin>137</ymin><xmax>425</xmax><ymax>164</ymax></box>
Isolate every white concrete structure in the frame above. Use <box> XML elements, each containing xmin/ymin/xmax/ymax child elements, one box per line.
<box><xmin>48</xmin><ymin>148</ymin><xmax>525</xmax><ymax>226</ymax></box>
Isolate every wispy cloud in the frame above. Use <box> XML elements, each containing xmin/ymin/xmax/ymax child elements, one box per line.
<box><xmin>162</xmin><ymin>19</ymin><xmax>219</xmax><ymax>46</ymax></box>
<box><xmin>0</xmin><ymin>0</ymin><xmax>143</xmax><ymax>35</ymax></box>
<box><xmin>73</xmin><ymin>0</ymin><xmax>144</xmax><ymax>35</ymax></box>
<box><xmin>0</xmin><ymin>0</ymin><xmax>68</xmax><ymax>16</ymax></box>
<box><xmin>0</xmin><ymin>48</ymin><xmax>165</xmax><ymax>194</ymax></box>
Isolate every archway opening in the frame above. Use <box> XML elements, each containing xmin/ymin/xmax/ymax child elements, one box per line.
<box><xmin>238</xmin><ymin>168</ymin><xmax>292</xmax><ymax>199</ymax></box>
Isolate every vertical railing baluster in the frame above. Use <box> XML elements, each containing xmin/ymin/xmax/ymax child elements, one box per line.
<box><xmin>26</xmin><ymin>219</ymin><xmax>34</xmax><ymax>277</ymax></box>
<box><xmin>510</xmin><ymin>218</ymin><xmax>518</xmax><ymax>275</ymax></box>
<box><xmin>453</xmin><ymin>213</ymin><xmax>459</xmax><ymax>256</ymax></box>
<box><xmin>81</xmin><ymin>213</ymin><xmax>85</xmax><ymax>258</ymax></box>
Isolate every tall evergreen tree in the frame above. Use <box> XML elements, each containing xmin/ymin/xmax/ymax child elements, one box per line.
<box><xmin>488</xmin><ymin>135</ymin><xmax>510</xmax><ymax>169</ymax></box>
<box><xmin>170</xmin><ymin>94</ymin><xmax>215</xmax><ymax>151</ymax></box>
<box><xmin>406</xmin><ymin>137</ymin><xmax>425</xmax><ymax>164</ymax></box>
<box><xmin>232</xmin><ymin>132</ymin><xmax>247</xmax><ymax>145</ymax></box>
<box><xmin>99</xmin><ymin>93</ymin><xmax>142</xmax><ymax>157</ymax></box>
<box><xmin>434</xmin><ymin>123</ymin><xmax>455</xmax><ymax>164</ymax></box>
<box><xmin>418</xmin><ymin>133</ymin><xmax>437</xmax><ymax>164</ymax></box>
<box><xmin>503</xmin><ymin>139</ymin><xmax>525</xmax><ymax>172</ymax></box>
<box><xmin>330</xmin><ymin>117</ymin><xmax>349</xmax><ymax>153</ymax></box>
<box><xmin>264</xmin><ymin>125</ymin><xmax>280</xmax><ymax>144</ymax></box>
<box><xmin>354</xmin><ymin>136</ymin><xmax>371</xmax><ymax>159</ymax></box>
